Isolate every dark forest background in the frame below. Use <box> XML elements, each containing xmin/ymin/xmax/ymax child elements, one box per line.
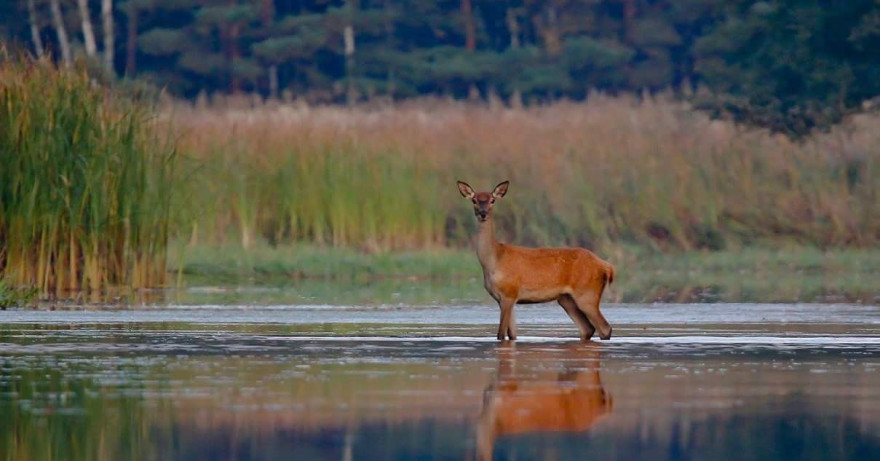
<box><xmin>3</xmin><ymin>0</ymin><xmax>880</xmax><ymax>135</ymax></box>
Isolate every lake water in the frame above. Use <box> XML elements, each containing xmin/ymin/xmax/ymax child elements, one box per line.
<box><xmin>2</xmin><ymin>302</ymin><xmax>880</xmax><ymax>460</ymax></box>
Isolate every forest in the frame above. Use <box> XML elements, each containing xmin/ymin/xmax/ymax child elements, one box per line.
<box><xmin>4</xmin><ymin>0</ymin><xmax>880</xmax><ymax>136</ymax></box>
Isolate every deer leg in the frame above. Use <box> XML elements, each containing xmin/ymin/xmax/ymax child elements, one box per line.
<box><xmin>476</xmin><ymin>399</ymin><xmax>498</xmax><ymax>461</ymax></box>
<box><xmin>497</xmin><ymin>299</ymin><xmax>515</xmax><ymax>341</ymax></box>
<box><xmin>506</xmin><ymin>307</ymin><xmax>517</xmax><ymax>340</ymax></box>
<box><xmin>558</xmin><ymin>294</ymin><xmax>595</xmax><ymax>341</ymax></box>
<box><xmin>574</xmin><ymin>292</ymin><xmax>612</xmax><ymax>340</ymax></box>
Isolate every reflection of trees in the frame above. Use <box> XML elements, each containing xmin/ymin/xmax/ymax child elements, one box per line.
<box><xmin>492</xmin><ymin>401</ymin><xmax>880</xmax><ymax>461</ymax></box>
<box><xmin>476</xmin><ymin>343</ymin><xmax>613</xmax><ymax>461</ymax></box>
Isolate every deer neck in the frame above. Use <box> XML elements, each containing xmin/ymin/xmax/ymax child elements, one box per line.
<box><xmin>475</xmin><ymin>217</ymin><xmax>500</xmax><ymax>273</ymax></box>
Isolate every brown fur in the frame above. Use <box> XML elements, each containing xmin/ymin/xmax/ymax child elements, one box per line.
<box><xmin>476</xmin><ymin>345</ymin><xmax>613</xmax><ymax>460</ymax></box>
<box><xmin>457</xmin><ymin>180</ymin><xmax>615</xmax><ymax>341</ymax></box>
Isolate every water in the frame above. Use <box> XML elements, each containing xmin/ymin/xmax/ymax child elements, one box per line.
<box><xmin>2</xmin><ymin>303</ymin><xmax>880</xmax><ymax>460</ymax></box>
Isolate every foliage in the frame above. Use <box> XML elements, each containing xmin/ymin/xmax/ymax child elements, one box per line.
<box><xmin>6</xmin><ymin>1</ymin><xmax>880</xmax><ymax>134</ymax></box>
<box><xmin>692</xmin><ymin>0</ymin><xmax>880</xmax><ymax>137</ymax></box>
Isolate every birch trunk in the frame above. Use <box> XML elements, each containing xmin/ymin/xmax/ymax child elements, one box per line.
<box><xmin>77</xmin><ymin>0</ymin><xmax>98</xmax><ymax>57</ymax></box>
<box><xmin>50</xmin><ymin>0</ymin><xmax>72</xmax><ymax>66</ymax></box>
<box><xmin>27</xmin><ymin>0</ymin><xmax>44</xmax><ymax>58</ymax></box>
<box><xmin>102</xmin><ymin>0</ymin><xmax>114</xmax><ymax>73</ymax></box>
<box><xmin>344</xmin><ymin>25</ymin><xmax>355</xmax><ymax>105</ymax></box>
<box><xmin>506</xmin><ymin>8</ymin><xmax>523</xmax><ymax>109</ymax></box>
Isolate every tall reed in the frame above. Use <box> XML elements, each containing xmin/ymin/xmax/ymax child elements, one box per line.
<box><xmin>0</xmin><ymin>55</ymin><xmax>176</xmax><ymax>295</ymax></box>
<box><xmin>168</xmin><ymin>95</ymin><xmax>880</xmax><ymax>252</ymax></box>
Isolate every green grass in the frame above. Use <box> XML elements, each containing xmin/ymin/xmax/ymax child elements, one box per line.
<box><xmin>0</xmin><ymin>275</ymin><xmax>37</xmax><ymax>309</ymax></box>
<box><xmin>619</xmin><ymin>247</ymin><xmax>880</xmax><ymax>303</ymax></box>
<box><xmin>169</xmin><ymin>243</ymin><xmax>880</xmax><ymax>305</ymax></box>
<box><xmin>170</xmin><ymin>242</ymin><xmax>477</xmax><ymax>281</ymax></box>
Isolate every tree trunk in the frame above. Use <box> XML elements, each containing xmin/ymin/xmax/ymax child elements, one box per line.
<box><xmin>102</xmin><ymin>0</ymin><xmax>114</xmax><ymax>74</ymax></box>
<box><xmin>461</xmin><ymin>0</ymin><xmax>476</xmax><ymax>51</ymax></box>
<box><xmin>622</xmin><ymin>0</ymin><xmax>635</xmax><ymax>43</ymax></box>
<box><xmin>268</xmin><ymin>65</ymin><xmax>278</xmax><ymax>99</ymax></box>
<box><xmin>77</xmin><ymin>0</ymin><xmax>98</xmax><ymax>58</ymax></box>
<box><xmin>541</xmin><ymin>4</ymin><xmax>561</xmax><ymax>55</ymax></box>
<box><xmin>27</xmin><ymin>0</ymin><xmax>44</xmax><ymax>58</ymax></box>
<box><xmin>506</xmin><ymin>8</ymin><xmax>523</xmax><ymax>109</ymax></box>
<box><xmin>506</xmin><ymin>7</ymin><xmax>520</xmax><ymax>50</ymax></box>
<box><xmin>125</xmin><ymin>7</ymin><xmax>138</xmax><ymax>75</ymax></box>
<box><xmin>383</xmin><ymin>0</ymin><xmax>395</xmax><ymax>98</ymax></box>
<box><xmin>229</xmin><ymin>24</ymin><xmax>240</xmax><ymax>93</ymax></box>
<box><xmin>49</xmin><ymin>0</ymin><xmax>72</xmax><ymax>66</ymax></box>
<box><xmin>260</xmin><ymin>0</ymin><xmax>275</xmax><ymax>97</ymax></box>
<box><xmin>344</xmin><ymin>25</ymin><xmax>355</xmax><ymax>105</ymax></box>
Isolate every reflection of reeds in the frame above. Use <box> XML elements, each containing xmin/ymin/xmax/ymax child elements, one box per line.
<box><xmin>170</xmin><ymin>96</ymin><xmax>880</xmax><ymax>252</ymax></box>
<box><xmin>0</xmin><ymin>56</ymin><xmax>176</xmax><ymax>295</ymax></box>
<box><xmin>1</xmin><ymin>360</ymin><xmax>159</xmax><ymax>461</ymax></box>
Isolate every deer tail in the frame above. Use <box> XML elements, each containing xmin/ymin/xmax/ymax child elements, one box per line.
<box><xmin>604</xmin><ymin>263</ymin><xmax>615</xmax><ymax>286</ymax></box>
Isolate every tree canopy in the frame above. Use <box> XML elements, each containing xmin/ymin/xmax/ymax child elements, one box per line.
<box><xmin>6</xmin><ymin>0</ymin><xmax>880</xmax><ymax>135</ymax></box>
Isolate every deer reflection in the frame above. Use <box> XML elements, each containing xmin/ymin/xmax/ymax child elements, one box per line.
<box><xmin>476</xmin><ymin>344</ymin><xmax>613</xmax><ymax>461</ymax></box>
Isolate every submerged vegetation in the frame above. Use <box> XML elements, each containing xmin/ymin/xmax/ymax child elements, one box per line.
<box><xmin>0</xmin><ymin>55</ymin><xmax>176</xmax><ymax>296</ymax></box>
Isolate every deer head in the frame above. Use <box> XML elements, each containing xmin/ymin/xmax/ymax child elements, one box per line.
<box><xmin>457</xmin><ymin>180</ymin><xmax>509</xmax><ymax>222</ymax></box>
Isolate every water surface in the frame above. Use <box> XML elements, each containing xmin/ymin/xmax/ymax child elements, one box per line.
<box><xmin>2</xmin><ymin>303</ymin><xmax>880</xmax><ymax>460</ymax></box>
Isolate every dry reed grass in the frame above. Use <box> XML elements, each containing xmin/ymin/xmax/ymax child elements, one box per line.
<box><xmin>168</xmin><ymin>94</ymin><xmax>879</xmax><ymax>253</ymax></box>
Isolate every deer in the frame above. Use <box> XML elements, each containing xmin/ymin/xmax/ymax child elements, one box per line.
<box><xmin>456</xmin><ymin>180</ymin><xmax>614</xmax><ymax>341</ymax></box>
<box><xmin>475</xmin><ymin>344</ymin><xmax>613</xmax><ymax>461</ymax></box>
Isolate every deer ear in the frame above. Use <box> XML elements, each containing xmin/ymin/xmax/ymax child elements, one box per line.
<box><xmin>492</xmin><ymin>181</ymin><xmax>509</xmax><ymax>198</ymax></box>
<box><xmin>457</xmin><ymin>181</ymin><xmax>476</xmax><ymax>199</ymax></box>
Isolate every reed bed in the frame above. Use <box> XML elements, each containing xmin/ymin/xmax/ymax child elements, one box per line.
<box><xmin>4</xmin><ymin>55</ymin><xmax>877</xmax><ymax>300</ymax></box>
<box><xmin>168</xmin><ymin>95</ymin><xmax>880</xmax><ymax>253</ymax></box>
<box><xmin>0</xmin><ymin>56</ymin><xmax>176</xmax><ymax>295</ymax></box>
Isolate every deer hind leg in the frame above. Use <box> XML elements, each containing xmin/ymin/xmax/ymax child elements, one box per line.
<box><xmin>497</xmin><ymin>298</ymin><xmax>516</xmax><ymax>341</ymax></box>
<box><xmin>475</xmin><ymin>402</ymin><xmax>498</xmax><ymax>461</ymax></box>
<box><xmin>558</xmin><ymin>294</ymin><xmax>595</xmax><ymax>341</ymax></box>
<box><xmin>574</xmin><ymin>292</ymin><xmax>612</xmax><ymax>340</ymax></box>
<box><xmin>506</xmin><ymin>312</ymin><xmax>517</xmax><ymax>341</ymax></box>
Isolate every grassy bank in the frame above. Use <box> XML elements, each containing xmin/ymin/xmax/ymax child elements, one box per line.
<box><xmin>171</xmin><ymin>244</ymin><xmax>880</xmax><ymax>304</ymax></box>
<box><xmin>4</xmin><ymin>52</ymin><xmax>879</xmax><ymax>301</ymax></box>
<box><xmin>0</xmin><ymin>55</ymin><xmax>176</xmax><ymax>295</ymax></box>
<box><xmin>168</xmin><ymin>96</ymin><xmax>880</xmax><ymax>253</ymax></box>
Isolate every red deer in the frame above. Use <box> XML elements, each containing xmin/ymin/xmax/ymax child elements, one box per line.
<box><xmin>457</xmin><ymin>181</ymin><xmax>614</xmax><ymax>341</ymax></box>
<box><xmin>475</xmin><ymin>344</ymin><xmax>613</xmax><ymax>460</ymax></box>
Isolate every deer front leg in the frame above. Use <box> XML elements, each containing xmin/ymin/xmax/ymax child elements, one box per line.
<box><xmin>497</xmin><ymin>299</ymin><xmax>516</xmax><ymax>341</ymax></box>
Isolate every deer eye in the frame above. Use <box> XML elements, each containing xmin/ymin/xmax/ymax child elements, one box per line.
<box><xmin>490</xmin><ymin>199</ymin><xmax>495</xmax><ymax>204</ymax></box>
<box><xmin>472</xmin><ymin>199</ymin><xmax>477</xmax><ymax>204</ymax></box>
